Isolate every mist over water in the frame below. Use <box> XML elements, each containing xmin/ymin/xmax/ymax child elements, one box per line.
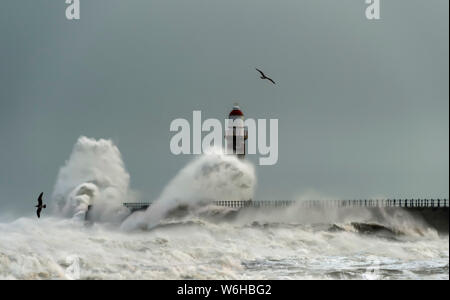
<box><xmin>0</xmin><ymin>137</ymin><xmax>448</xmax><ymax>279</ymax></box>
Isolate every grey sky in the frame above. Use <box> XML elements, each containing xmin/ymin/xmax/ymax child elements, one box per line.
<box><xmin>1</xmin><ymin>0</ymin><xmax>448</xmax><ymax>214</ymax></box>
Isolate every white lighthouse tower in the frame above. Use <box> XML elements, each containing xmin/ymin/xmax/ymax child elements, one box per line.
<box><xmin>225</xmin><ymin>103</ymin><xmax>248</xmax><ymax>159</ymax></box>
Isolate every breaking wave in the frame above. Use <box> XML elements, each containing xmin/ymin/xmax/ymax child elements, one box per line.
<box><xmin>51</xmin><ymin>137</ymin><xmax>256</xmax><ymax>230</ymax></box>
<box><xmin>0</xmin><ymin>212</ymin><xmax>447</xmax><ymax>279</ymax></box>
<box><xmin>51</xmin><ymin>136</ymin><xmax>131</xmax><ymax>223</ymax></box>
<box><xmin>121</xmin><ymin>148</ymin><xmax>256</xmax><ymax>230</ymax></box>
<box><xmin>0</xmin><ymin>136</ymin><xmax>447</xmax><ymax>279</ymax></box>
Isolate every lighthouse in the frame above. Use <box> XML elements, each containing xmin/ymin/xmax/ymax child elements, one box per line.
<box><xmin>225</xmin><ymin>103</ymin><xmax>248</xmax><ymax>159</ymax></box>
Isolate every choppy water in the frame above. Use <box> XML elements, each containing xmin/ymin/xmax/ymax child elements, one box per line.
<box><xmin>0</xmin><ymin>206</ymin><xmax>448</xmax><ymax>280</ymax></box>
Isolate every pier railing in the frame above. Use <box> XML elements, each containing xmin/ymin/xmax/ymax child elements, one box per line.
<box><xmin>215</xmin><ymin>199</ymin><xmax>449</xmax><ymax>208</ymax></box>
<box><xmin>213</xmin><ymin>199</ymin><xmax>449</xmax><ymax>208</ymax></box>
<box><xmin>123</xmin><ymin>199</ymin><xmax>448</xmax><ymax>212</ymax></box>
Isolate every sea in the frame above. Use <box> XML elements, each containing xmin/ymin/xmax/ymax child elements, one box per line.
<box><xmin>0</xmin><ymin>205</ymin><xmax>448</xmax><ymax>280</ymax></box>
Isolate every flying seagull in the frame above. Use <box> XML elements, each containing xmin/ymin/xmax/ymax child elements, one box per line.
<box><xmin>35</xmin><ymin>192</ymin><xmax>46</xmax><ymax>218</ymax></box>
<box><xmin>256</xmin><ymin>68</ymin><xmax>276</xmax><ymax>85</ymax></box>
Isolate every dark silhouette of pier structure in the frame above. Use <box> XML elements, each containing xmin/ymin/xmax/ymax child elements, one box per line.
<box><xmin>123</xmin><ymin>199</ymin><xmax>449</xmax><ymax>212</ymax></box>
<box><xmin>120</xmin><ymin>199</ymin><xmax>449</xmax><ymax>233</ymax></box>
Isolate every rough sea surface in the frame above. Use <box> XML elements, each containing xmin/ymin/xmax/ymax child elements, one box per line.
<box><xmin>0</xmin><ymin>206</ymin><xmax>448</xmax><ymax>280</ymax></box>
<box><xmin>3</xmin><ymin>137</ymin><xmax>446</xmax><ymax>280</ymax></box>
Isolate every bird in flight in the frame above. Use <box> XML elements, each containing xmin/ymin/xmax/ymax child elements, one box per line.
<box><xmin>256</xmin><ymin>68</ymin><xmax>276</xmax><ymax>85</ymax></box>
<box><xmin>35</xmin><ymin>192</ymin><xmax>47</xmax><ymax>218</ymax></box>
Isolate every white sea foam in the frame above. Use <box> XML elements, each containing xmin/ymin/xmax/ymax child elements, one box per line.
<box><xmin>51</xmin><ymin>136</ymin><xmax>131</xmax><ymax>223</ymax></box>
<box><xmin>121</xmin><ymin>148</ymin><xmax>256</xmax><ymax>230</ymax></box>
<box><xmin>0</xmin><ymin>137</ymin><xmax>446</xmax><ymax>280</ymax></box>
<box><xmin>0</xmin><ymin>215</ymin><xmax>447</xmax><ymax>279</ymax></box>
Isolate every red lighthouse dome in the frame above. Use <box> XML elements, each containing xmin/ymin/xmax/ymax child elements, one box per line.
<box><xmin>229</xmin><ymin>103</ymin><xmax>244</xmax><ymax>120</ymax></box>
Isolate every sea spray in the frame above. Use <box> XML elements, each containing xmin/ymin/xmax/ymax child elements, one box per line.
<box><xmin>0</xmin><ymin>214</ymin><xmax>447</xmax><ymax>279</ymax></box>
<box><xmin>121</xmin><ymin>148</ymin><xmax>256</xmax><ymax>230</ymax></box>
<box><xmin>51</xmin><ymin>136</ymin><xmax>131</xmax><ymax>223</ymax></box>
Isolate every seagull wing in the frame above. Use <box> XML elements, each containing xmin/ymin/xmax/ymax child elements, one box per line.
<box><xmin>36</xmin><ymin>207</ymin><xmax>41</xmax><ymax>218</ymax></box>
<box><xmin>266</xmin><ymin>77</ymin><xmax>276</xmax><ymax>85</ymax></box>
<box><xmin>37</xmin><ymin>192</ymin><xmax>43</xmax><ymax>206</ymax></box>
<box><xmin>255</xmin><ymin>68</ymin><xmax>265</xmax><ymax>77</ymax></box>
